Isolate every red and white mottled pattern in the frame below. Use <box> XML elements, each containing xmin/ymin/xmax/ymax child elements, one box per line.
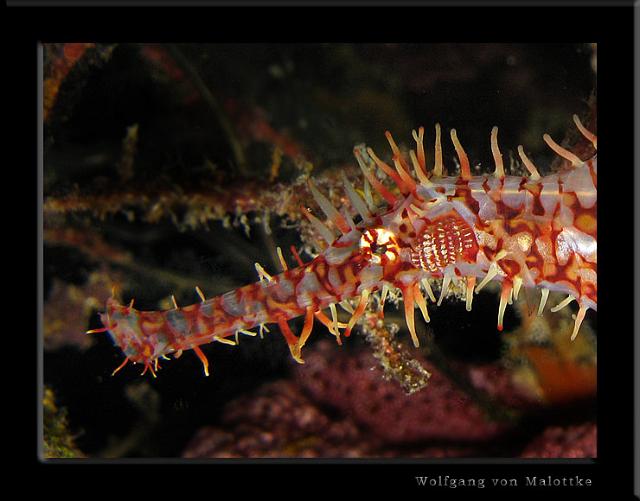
<box><xmin>98</xmin><ymin>117</ymin><xmax>597</xmax><ymax>377</ymax></box>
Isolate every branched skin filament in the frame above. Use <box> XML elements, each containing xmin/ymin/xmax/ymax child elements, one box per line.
<box><xmin>95</xmin><ymin>116</ymin><xmax>597</xmax><ymax>377</ymax></box>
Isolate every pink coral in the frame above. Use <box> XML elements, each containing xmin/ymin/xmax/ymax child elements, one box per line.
<box><xmin>184</xmin><ymin>380</ymin><xmax>361</xmax><ymax>458</ymax></box>
<box><xmin>182</xmin><ymin>341</ymin><xmax>597</xmax><ymax>458</ymax></box>
<box><xmin>183</xmin><ymin>340</ymin><xmax>514</xmax><ymax>458</ymax></box>
<box><xmin>182</xmin><ymin>380</ymin><xmax>482</xmax><ymax>458</ymax></box>
<box><xmin>521</xmin><ymin>422</ymin><xmax>596</xmax><ymax>458</ymax></box>
<box><xmin>294</xmin><ymin>341</ymin><xmax>509</xmax><ymax>444</ymax></box>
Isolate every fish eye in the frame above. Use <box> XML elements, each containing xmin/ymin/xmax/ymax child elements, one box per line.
<box><xmin>371</xmin><ymin>242</ymin><xmax>387</xmax><ymax>255</ymax></box>
<box><xmin>359</xmin><ymin>228</ymin><xmax>399</xmax><ymax>262</ymax></box>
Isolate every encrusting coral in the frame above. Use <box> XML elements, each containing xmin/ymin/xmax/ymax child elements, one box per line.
<box><xmin>521</xmin><ymin>422</ymin><xmax>596</xmax><ymax>458</ymax></box>
<box><xmin>294</xmin><ymin>341</ymin><xmax>509</xmax><ymax>444</ymax></box>
<box><xmin>183</xmin><ymin>379</ymin><xmax>487</xmax><ymax>458</ymax></box>
<box><xmin>183</xmin><ymin>334</ymin><xmax>595</xmax><ymax>458</ymax></box>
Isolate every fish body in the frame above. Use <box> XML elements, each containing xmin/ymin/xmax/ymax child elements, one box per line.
<box><xmin>96</xmin><ymin>116</ymin><xmax>597</xmax><ymax>377</ymax></box>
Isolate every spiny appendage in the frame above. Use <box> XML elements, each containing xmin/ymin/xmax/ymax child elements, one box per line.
<box><xmin>92</xmin><ymin>115</ymin><xmax>596</xmax><ymax>377</ymax></box>
<box><xmin>91</xmin><ymin>243</ymin><xmax>375</xmax><ymax>378</ymax></box>
<box><xmin>94</xmin><ymin>266</ymin><xmax>311</xmax><ymax>377</ymax></box>
<box><xmin>366</xmin><ymin>114</ymin><xmax>596</xmax><ymax>342</ymax></box>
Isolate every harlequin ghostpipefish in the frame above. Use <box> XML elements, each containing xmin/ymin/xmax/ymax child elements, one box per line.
<box><xmin>90</xmin><ymin>115</ymin><xmax>597</xmax><ymax>378</ymax></box>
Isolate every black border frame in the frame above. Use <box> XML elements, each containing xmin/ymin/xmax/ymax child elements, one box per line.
<box><xmin>9</xmin><ymin>3</ymin><xmax>636</xmax><ymax>499</ymax></box>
